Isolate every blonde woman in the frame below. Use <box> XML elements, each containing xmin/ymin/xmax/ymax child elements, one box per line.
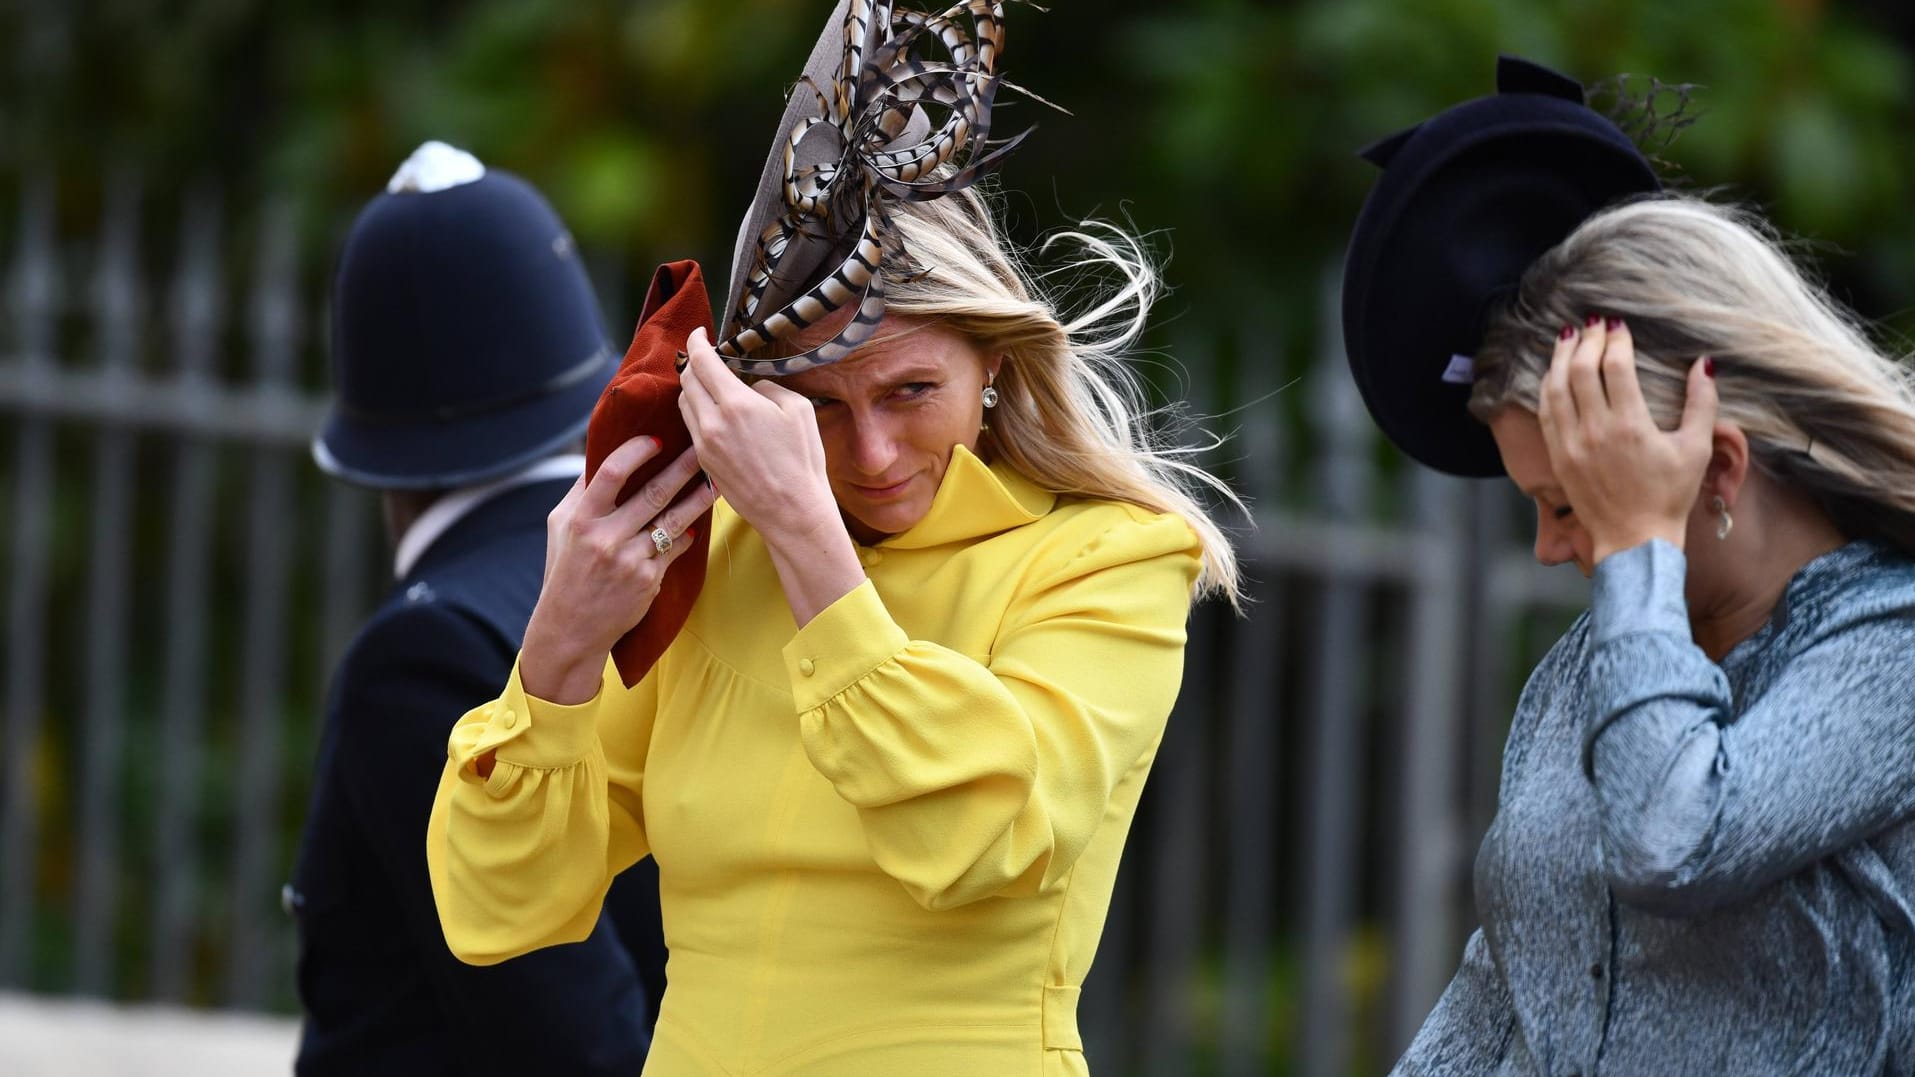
<box><xmin>1347</xmin><ymin>60</ymin><xmax>1915</xmax><ymax>1076</ymax></box>
<box><xmin>425</xmin><ymin>3</ymin><xmax>1240</xmax><ymax>1074</ymax></box>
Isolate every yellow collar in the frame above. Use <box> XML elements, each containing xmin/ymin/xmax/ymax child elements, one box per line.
<box><xmin>872</xmin><ymin>445</ymin><xmax>1054</xmax><ymax>550</ymax></box>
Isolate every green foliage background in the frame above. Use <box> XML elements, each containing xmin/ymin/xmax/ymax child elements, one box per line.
<box><xmin>8</xmin><ymin>0</ymin><xmax>1914</xmax><ymax>341</ymax></box>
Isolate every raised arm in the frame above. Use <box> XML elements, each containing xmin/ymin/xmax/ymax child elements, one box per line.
<box><xmin>1584</xmin><ymin>540</ymin><xmax>1915</xmax><ymax>914</ymax></box>
<box><xmin>427</xmin><ymin>657</ymin><xmax>656</xmax><ymax>965</ymax></box>
<box><xmin>426</xmin><ymin>433</ymin><xmax>712</xmax><ymax>964</ymax></box>
<box><xmin>787</xmin><ymin>510</ymin><xmax>1202</xmax><ymax>910</ymax></box>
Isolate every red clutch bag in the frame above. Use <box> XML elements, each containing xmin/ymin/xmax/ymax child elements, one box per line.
<box><xmin>584</xmin><ymin>259</ymin><xmax>714</xmax><ymax>687</ymax></box>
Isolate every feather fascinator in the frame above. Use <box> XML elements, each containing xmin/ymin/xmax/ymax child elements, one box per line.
<box><xmin>714</xmin><ymin>0</ymin><xmax>1033</xmax><ymax>377</ymax></box>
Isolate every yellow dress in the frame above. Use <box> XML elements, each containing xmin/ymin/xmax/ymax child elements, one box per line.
<box><xmin>427</xmin><ymin>447</ymin><xmax>1201</xmax><ymax>1076</ymax></box>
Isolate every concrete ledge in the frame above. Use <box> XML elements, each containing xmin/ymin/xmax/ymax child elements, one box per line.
<box><xmin>0</xmin><ymin>991</ymin><xmax>298</xmax><ymax>1075</ymax></box>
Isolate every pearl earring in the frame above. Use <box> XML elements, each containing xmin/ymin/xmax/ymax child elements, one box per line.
<box><xmin>1712</xmin><ymin>495</ymin><xmax>1733</xmax><ymax>541</ymax></box>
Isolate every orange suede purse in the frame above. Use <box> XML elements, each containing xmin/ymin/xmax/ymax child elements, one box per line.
<box><xmin>584</xmin><ymin>259</ymin><xmax>714</xmax><ymax>687</ymax></box>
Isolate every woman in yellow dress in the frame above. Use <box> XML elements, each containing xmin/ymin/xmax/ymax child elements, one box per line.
<box><xmin>425</xmin><ymin>3</ymin><xmax>1242</xmax><ymax>1074</ymax></box>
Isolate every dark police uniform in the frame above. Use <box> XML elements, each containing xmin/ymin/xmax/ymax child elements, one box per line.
<box><xmin>290</xmin><ymin>477</ymin><xmax>666</xmax><ymax>1075</ymax></box>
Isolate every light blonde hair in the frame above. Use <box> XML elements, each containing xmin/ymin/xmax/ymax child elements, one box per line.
<box><xmin>806</xmin><ymin>187</ymin><xmax>1246</xmax><ymax>605</ymax></box>
<box><xmin>1469</xmin><ymin>194</ymin><xmax>1915</xmax><ymax>555</ymax></box>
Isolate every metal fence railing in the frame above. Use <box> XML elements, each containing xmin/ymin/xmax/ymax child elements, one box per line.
<box><xmin>0</xmin><ymin>175</ymin><xmax>1588</xmax><ymax>1075</ymax></box>
<box><xmin>1</xmin><ymin>173</ymin><xmax>377</xmax><ymax>1014</ymax></box>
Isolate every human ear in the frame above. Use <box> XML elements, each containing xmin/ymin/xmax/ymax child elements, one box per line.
<box><xmin>1701</xmin><ymin>423</ymin><xmax>1750</xmax><ymax>509</ymax></box>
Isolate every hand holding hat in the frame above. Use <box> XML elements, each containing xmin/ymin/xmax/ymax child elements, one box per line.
<box><xmin>573</xmin><ymin>2</ymin><xmax>1040</xmax><ymax>685</ymax></box>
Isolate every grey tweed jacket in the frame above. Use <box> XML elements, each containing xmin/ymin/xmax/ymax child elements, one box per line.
<box><xmin>1395</xmin><ymin>540</ymin><xmax>1915</xmax><ymax>1076</ymax></box>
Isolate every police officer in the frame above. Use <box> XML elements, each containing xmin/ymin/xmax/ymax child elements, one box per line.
<box><xmin>289</xmin><ymin>142</ymin><xmax>665</xmax><ymax>1075</ymax></box>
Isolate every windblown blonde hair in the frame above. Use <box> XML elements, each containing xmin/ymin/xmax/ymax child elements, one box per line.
<box><xmin>780</xmin><ymin>186</ymin><xmax>1245</xmax><ymax>605</ymax></box>
<box><xmin>1469</xmin><ymin>194</ymin><xmax>1915</xmax><ymax>555</ymax></box>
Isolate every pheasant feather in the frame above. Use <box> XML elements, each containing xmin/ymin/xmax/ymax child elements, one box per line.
<box><xmin>714</xmin><ymin>0</ymin><xmax>1036</xmax><ymax>376</ymax></box>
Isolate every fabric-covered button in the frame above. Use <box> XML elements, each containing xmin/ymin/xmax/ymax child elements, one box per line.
<box><xmin>501</xmin><ymin>707</ymin><xmax>517</xmax><ymax>729</ymax></box>
<box><xmin>799</xmin><ymin>658</ymin><xmax>816</xmax><ymax>677</ymax></box>
<box><xmin>858</xmin><ymin>548</ymin><xmax>882</xmax><ymax>567</ymax></box>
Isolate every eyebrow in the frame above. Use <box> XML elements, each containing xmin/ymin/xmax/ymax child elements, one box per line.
<box><xmin>805</xmin><ymin>366</ymin><xmax>945</xmax><ymax>395</ymax></box>
<box><xmin>788</xmin><ymin>356</ymin><xmax>946</xmax><ymax>394</ymax></box>
<box><xmin>871</xmin><ymin>365</ymin><xmax>944</xmax><ymax>384</ymax></box>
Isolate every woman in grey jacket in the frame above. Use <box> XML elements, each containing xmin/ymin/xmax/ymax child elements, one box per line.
<box><xmin>1345</xmin><ymin>60</ymin><xmax>1915</xmax><ymax>1077</ymax></box>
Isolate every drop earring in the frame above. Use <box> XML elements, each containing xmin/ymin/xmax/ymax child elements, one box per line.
<box><xmin>981</xmin><ymin>382</ymin><xmax>999</xmax><ymax>409</ymax></box>
<box><xmin>1712</xmin><ymin>495</ymin><xmax>1733</xmax><ymax>541</ymax></box>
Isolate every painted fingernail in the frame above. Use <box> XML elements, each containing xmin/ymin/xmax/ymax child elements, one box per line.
<box><xmin>1559</xmin><ymin>325</ymin><xmax>1575</xmax><ymax>341</ymax></box>
<box><xmin>1606</xmin><ymin>316</ymin><xmax>1623</xmax><ymax>331</ymax></box>
<box><xmin>1703</xmin><ymin>357</ymin><xmax>1716</xmax><ymax>378</ymax></box>
<box><xmin>1585</xmin><ymin>313</ymin><xmax>1602</xmax><ymax>328</ymax></box>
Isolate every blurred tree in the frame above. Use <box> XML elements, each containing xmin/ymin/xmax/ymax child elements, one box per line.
<box><xmin>4</xmin><ymin>0</ymin><xmax>1910</xmax><ymax>341</ymax></box>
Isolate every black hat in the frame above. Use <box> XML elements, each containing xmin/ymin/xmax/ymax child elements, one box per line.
<box><xmin>1341</xmin><ymin>56</ymin><xmax>1661</xmax><ymax>477</ymax></box>
<box><xmin>314</xmin><ymin>142</ymin><xmax>615</xmax><ymax>489</ymax></box>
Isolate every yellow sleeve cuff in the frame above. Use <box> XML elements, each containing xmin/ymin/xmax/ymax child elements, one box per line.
<box><xmin>782</xmin><ymin>580</ymin><xmax>910</xmax><ymax>713</ymax></box>
<box><xmin>469</xmin><ymin>656</ymin><xmax>616</xmax><ymax>770</ymax></box>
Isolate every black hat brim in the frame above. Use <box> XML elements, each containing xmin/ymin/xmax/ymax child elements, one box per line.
<box><xmin>312</xmin><ymin>345</ymin><xmax>614</xmax><ymax>490</ymax></box>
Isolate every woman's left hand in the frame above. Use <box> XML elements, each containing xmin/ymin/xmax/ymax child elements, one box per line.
<box><xmin>678</xmin><ymin>326</ymin><xmax>840</xmax><ymax>538</ymax></box>
<box><xmin>1538</xmin><ymin>316</ymin><xmax>1718</xmax><ymax>563</ymax></box>
<box><xmin>678</xmin><ymin>326</ymin><xmax>866</xmax><ymax>626</ymax></box>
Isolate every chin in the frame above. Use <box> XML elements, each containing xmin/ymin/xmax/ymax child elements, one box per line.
<box><xmin>866</xmin><ymin>504</ymin><xmax>924</xmax><ymax>533</ymax></box>
<box><xmin>845</xmin><ymin>499</ymin><xmax>928</xmax><ymax>539</ymax></box>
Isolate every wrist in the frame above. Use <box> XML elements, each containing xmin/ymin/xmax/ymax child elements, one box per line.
<box><xmin>763</xmin><ymin>517</ymin><xmax>866</xmax><ymax>627</ymax></box>
<box><xmin>759</xmin><ymin>494</ymin><xmax>850</xmax><ymax>555</ymax></box>
<box><xmin>520</xmin><ymin>615</ymin><xmax>608</xmax><ymax>705</ymax></box>
<box><xmin>756</xmin><ymin>483</ymin><xmax>840</xmax><ymax>544</ymax></box>
<box><xmin>1592</xmin><ymin>523</ymin><xmax>1686</xmax><ymax>565</ymax></box>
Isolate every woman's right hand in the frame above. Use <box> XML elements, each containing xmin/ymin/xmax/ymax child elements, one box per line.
<box><xmin>520</xmin><ymin>435</ymin><xmax>716</xmax><ymax>704</ymax></box>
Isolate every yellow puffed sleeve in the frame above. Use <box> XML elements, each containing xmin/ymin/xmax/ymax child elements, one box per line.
<box><xmin>782</xmin><ymin>509</ymin><xmax>1201</xmax><ymax>910</ymax></box>
<box><xmin>426</xmin><ymin>656</ymin><xmax>654</xmax><ymax>965</ymax></box>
